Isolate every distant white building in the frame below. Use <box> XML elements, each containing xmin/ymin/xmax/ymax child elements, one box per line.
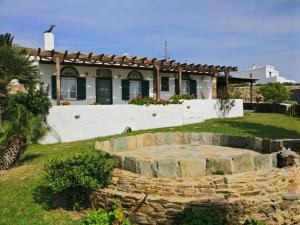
<box><xmin>232</xmin><ymin>65</ymin><xmax>296</xmax><ymax>84</ymax></box>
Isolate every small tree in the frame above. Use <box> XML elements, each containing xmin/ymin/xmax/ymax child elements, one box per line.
<box><xmin>259</xmin><ymin>83</ymin><xmax>291</xmax><ymax>104</ymax></box>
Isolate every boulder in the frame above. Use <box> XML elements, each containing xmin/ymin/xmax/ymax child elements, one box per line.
<box><xmin>206</xmin><ymin>158</ymin><xmax>234</xmax><ymax>175</ymax></box>
<box><xmin>232</xmin><ymin>153</ymin><xmax>255</xmax><ymax>173</ymax></box>
<box><xmin>156</xmin><ymin>158</ymin><xmax>179</xmax><ymax>178</ymax></box>
<box><xmin>277</xmin><ymin>150</ymin><xmax>298</xmax><ymax>168</ymax></box>
<box><xmin>179</xmin><ymin>158</ymin><xmax>206</xmax><ymax>178</ymax></box>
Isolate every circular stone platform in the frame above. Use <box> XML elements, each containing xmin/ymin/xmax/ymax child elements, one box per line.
<box><xmin>114</xmin><ymin>144</ymin><xmax>271</xmax><ymax>178</ymax></box>
<box><xmin>94</xmin><ymin>132</ymin><xmax>293</xmax><ymax>179</ymax></box>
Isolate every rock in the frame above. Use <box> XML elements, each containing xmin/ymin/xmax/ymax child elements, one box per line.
<box><xmin>166</xmin><ymin>133</ymin><xmax>177</xmax><ymax>145</ymax></box>
<box><xmin>182</xmin><ymin>133</ymin><xmax>191</xmax><ymax>144</ymax></box>
<box><xmin>206</xmin><ymin>158</ymin><xmax>234</xmax><ymax>175</ymax></box>
<box><xmin>282</xmin><ymin>193</ymin><xmax>300</xmax><ymax>201</ymax></box>
<box><xmin>124</xmin><ymin>156</ymin><xmax>137</xmax><ymax>173</ymax></box>
<box><xmin>253</xmin><ymin>137</ymin><xmax>263</xmax><ymax>152</ymax></box>
<box><xmin>277</xmin><ymin>150</ymin><xmax>297</xmax><ymax>168</ymax></box>
<box><xmin>136</xmin><ymin>134</ymin><xmax>145</xmax><ymax>148</ymax></box>
<box><xmin>102</xmin><ymin>140</ymin><xmax>112</xmax><ymax>152</ymax></box>
<box><xmin>143</xmin><ymin>133</ymin><xmax>155</xmax><ymax>147</ymax></box>
<box><xmin>190</xmin><ymin>133</ymin><xmax>201</xmax><ymax>144</ymax></box>
<box><xmin>137</xmin><ymin>160</ymin><xmax>157</xmax><ymax>177</ymax></box>
<box><xmin>179</xmin><ymin>158</ymin><xmax>206</xmax><ymax>178</ymax></box>
<box><xmin>174</xmin><ymin>132</ymin><xmax>183</xmax><ymax>144</ymax></box>
<box><xmin>261</xmin><ymin>139</ymin><xmax>271</xmax><ymax>154</ymax></box>
<box><xmin>273</xmin><ymin>213</ymin><xmax>284</xmax><ymax>224</ymax></box>
<box><xmin>254</xmin><ymin>154</ymin><xmax>273</xmax><ymax>170</ymax></box>
<box><xmin>232</xmin><ymin>153</ymin><xmax>255</xmax><ymax>173</ymax></box>
<box><xmin>94</xmin><ymin>141</ymin><xmax>103</xmax><ymax>151</ymax></box>
<box><xmin>199</xmin><ymin>132</ymin><xmax>213</xmax><ymax>145</ymax></box>
<box><xmin>127</xmin><ymin>136</ymin><xmax>137</xmax><ymax>150</ymax></box>
<box><xmin>156</xmin><ymin>158</ymin><xmax>179</xmax><ymax>178</ymax></box>
<box><xmin>227</xmin><ymin>135</ymin><xmax>248</xmax><ymax>148</ymax></box>
<box><xmin>155</xmin><ymin>133</ymin><xmax>168</xmax><ymax>146</ymax></box>
<box><xmin>113</xmin><ymin>137</ymin><xmax>128</xmax><ymax>151</ymax></box>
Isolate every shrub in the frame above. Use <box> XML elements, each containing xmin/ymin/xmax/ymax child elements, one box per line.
<box><xmin>129</xmin><ymin>96</ymin><xmax>171</xmax><ymax>105</ymax></box>
<box><xmin>83</xmin><ymin>199</ymin><xmax>132</xmax><ymax>225</ymax></box>
<box><xmin>2</xmin><ymin>88</ymin><xmax>51</xmax><ymax>120</ymax></box>
<box><xmin>243</xmin><ymin>217</ymin><xmax>267</xmax><ymax>225</ymax></box>
<box><xmin>179</xmin><ymin>208</ymin><xmax>229</xmax><ymax>225</ymax></box>
<box><xmin>44</xmin><ymin>152</ymin><xmax>116</xmax><ymax>192</ymax></box>
<box><xmin>259</xmin><ymin>83</ymin><xmax>291</xmax><ymax>104</ymax></box>
<box><xmin>44</xmin><ymin>152</ymin><xmax>116</xmax><ymax>209</ymax></box>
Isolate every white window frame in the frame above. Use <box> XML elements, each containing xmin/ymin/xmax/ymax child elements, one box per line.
<box><xmin>61</xmin><ymin>77</ymin><xmax>77</xmax><ymax>100</ymax></box>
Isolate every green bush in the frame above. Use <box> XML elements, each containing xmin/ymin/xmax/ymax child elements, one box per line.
<box><xmin>243</xmin><ymin>217</ymin><xmax>267</xmax><ymax>225</ymax></box>
<box><xmin>2</xmin><ymin>88</ymin><xmax>51</xmax><ymax>120</ymax></box>
<box><xmin>83</xmin><ymin>200</ymin><xmax>132</xmax><ymax>225</ymax></box>
<box><xmin>44</xmin><ymin>152</ymin><xmax>116</xmax><ymax>193</ymax></box>
<box><xmin>44</xmin><ymin>152</ymin><xmax>116</xmax><ymax>209</ymax></box>
<box><xmin>259</xmin><ymin>83</ymin><xmax>291</xmax><ymax>104</ymax></box>
<box><xmin>179</xmin><ymin>208</ymin><xmax>229</xmax><ymax>225</ymax></box>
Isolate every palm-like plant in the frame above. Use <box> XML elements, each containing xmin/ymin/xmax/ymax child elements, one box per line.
<box><xmin>0</xmin><ymin>104</ymin><xmax>48</xmax><ymax>170</ymax></box>
<box><xmin>0</xmin><ymin>33</ymin><xmax>43</xmax><ymax>170</ymax></box>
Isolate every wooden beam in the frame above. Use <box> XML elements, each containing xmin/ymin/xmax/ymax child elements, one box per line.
<box><xmin>155</xmin><ymin>64</ymin><xmax>161</xmax><ymax>100</ymax></box>
<box><xmin>73</xmin><ymin>51</ymin><xmax>80</xmax><ymax>62</ymax></box>
<box><xmin>55</xmin><ymin>56</ymin><xmax>61</xmax><ymax>106</ymax></box>
<box><xmin>224</xmin><ymin>68</ymin><xmax>230</xmax><ymax>97</ymax></box>
<box><xmin>62</xmin><ymin>50</ymin><xmax>68</xmax><ymax>62</ymax></box>
<box><xmin>178</xmin><ymin>66</ymin><xmax>182</xmax><ymax>95</ymax></box>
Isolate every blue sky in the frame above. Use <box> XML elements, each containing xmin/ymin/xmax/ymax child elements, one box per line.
<box><xmin>0</xmin><ymin>0</ymin><xmax>299</xmax><ymax>81</ymax></box>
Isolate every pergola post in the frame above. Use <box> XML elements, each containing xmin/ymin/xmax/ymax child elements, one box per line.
<box><xmin>250</xmin><ymin>81</ymin><xmax>253</xmax><ymax>108</ymax></box>
<box><xmin>212</xmin><ymin>75</ymin><xmax>217</xmax><ymax>99</ymax></box>
<box><xmin>224</xmin><ymin>69</ymin><xmax>230</xmax><ymax>97</ymax></box>
<box><xmin>155</xmin><ymin>64</ymin><xmax>161</xmax><ymax>100</ymax></box>
<box><xmin>55</xmin><ymin>56</ymin><xmax>61</xmax><ymax>105</ymax></box>
<box><xmin>178</xmin><ymin>66</ymin><xmax>182</xmax><ymax>95</ymax></box>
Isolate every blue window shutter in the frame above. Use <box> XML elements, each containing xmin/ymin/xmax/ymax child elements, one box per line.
<box><xmin>77</xmin><ymin>77</ymin><xmax>86</xmax><ymax>100</ymax></box>
<box><xmin>141</xmin><ymin>80</ymin><xmax>149</xmax><ymax>97</ymax></box>
<box><xmin>189</xmin><ymin>80</ymin><xmax>197</xmax><ymax>97</ymax></box>
<box><xmin>122</xmin><ymin>79</ymin><xmax>130</xmax><ymax>100</ymax></box>
<box><xmin>51</xmin><ymin>76</ymin><xmax>56</xmax><ymax>99</ymax></box>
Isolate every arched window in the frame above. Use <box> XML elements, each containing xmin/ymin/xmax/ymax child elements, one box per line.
<box><xmin>96</xmin><ymin>68</ymin><xmax>112</xmax><ymax>78</ymax></box>
<box><xmin>127</xmin><ymin>70</ymin><xmax>144</xmax><ymax>99</ymax></box>
<box><xmin>128</xmin><ymin>70</ymin><xmax>143</xmax><ymax>80</ymax></box>
<box><xmin>60</xmin><ymin>66</ymin><xmax>79</xmax><ymax>76</ymax></box>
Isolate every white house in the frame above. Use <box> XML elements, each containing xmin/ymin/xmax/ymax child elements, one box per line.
<box><xmin>22</xmin><ymin>30</ymin><xmax>256</xmax><ymax>143</ymax></box>
<box><xmin>232</xmin><ymin>65</ymin><xmax>296</xmax><ymax>84</ymax></box>
<box><xmin>24</xmin><ymin>30</ymin><xmax>256</xmax><ymax>106</ymax></box>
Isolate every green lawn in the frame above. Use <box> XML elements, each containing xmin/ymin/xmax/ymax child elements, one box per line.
<box><xmin>0</xmin><ymin>113</ymin><xmax>300</xmax><ymax>225</ymax></box>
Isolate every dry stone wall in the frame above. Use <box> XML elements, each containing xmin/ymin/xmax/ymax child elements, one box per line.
<box><xmin>93</xmin><ymin>132</ymin><xmax>300</xmax><ymax>224</ymax></box>
<box><xmin>91</xmin><ymin>168</ymin><xmax>300</xmax><ymax>225</ymax></box>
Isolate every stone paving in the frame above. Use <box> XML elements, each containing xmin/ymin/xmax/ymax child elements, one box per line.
<box><xmin>115</xmin><ymin>144</ymin><xmax>273</xmax><ymax>178</ymax></box>
<box><xmin>95</xmin><ymin>132</ymin><xmax>300</xmax><ymax>178</ymax></box>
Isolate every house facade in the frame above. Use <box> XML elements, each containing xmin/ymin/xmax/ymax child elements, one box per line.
<box><xmin>38</xmin><ymin>63</ymin><xmax>213</xmax><ymax>105</ymax></box>
<box><xmin>232</xmin><ymin>65</ymin><xmax>296</xmax><ymax>84</ymax></box>
<box><xmin>24</xmin><ymin>30</ymin><xmax>256</xmax><ymax>106</ymax></box>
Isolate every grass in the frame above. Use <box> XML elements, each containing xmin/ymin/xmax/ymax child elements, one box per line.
<box><xmin>0</xmin><ymin>112</ymin><xmax>300</xmax><ymax>225</ymax></box>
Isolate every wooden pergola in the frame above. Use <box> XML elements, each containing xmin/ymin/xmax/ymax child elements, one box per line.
<box><xmin>24</xmin><ymin>47</ymin><xmax>239</xmax><ymax>105</ymax></box>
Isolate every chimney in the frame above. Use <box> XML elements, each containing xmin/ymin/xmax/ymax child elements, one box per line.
<box><xmin>44</xmin><ymin>25</ymin><xmax>55</xmax><ymax>50</ymax></box>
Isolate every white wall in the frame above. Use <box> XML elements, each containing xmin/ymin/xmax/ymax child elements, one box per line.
<box><xmin>232</xmin><ymin>65</ymin><xmax>296</xmax><ymax>84</ymax></box>
<box><xmin>39</xmin><ymin>64</ymin><xmax>212</xmax><ymax>105</ymax></box>
<box><xmin>41</xmin><ymin>99</ymin><xmax>243</xmax><ymax>144</ymax></box>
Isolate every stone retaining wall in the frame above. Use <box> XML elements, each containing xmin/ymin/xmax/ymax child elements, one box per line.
<box><xmin>91</xmin><ymin>168</ymin><xmax>300</xmax><ymax>225</ymax></box>
<box><xmin>95</xmin><ymin>132</ymin><xmax>300</xmax><ymax>178</ymax></box>
<box><xmin>95</xmin><ymin>132</ymin><xmax>300</xmax><ymax>155</ymax></box>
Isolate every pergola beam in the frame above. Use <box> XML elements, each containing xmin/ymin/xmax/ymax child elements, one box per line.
<box><xmin>24</xmin><ymin>47</ymin><xmax>238</xmax><ymax>75</ymax></box>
